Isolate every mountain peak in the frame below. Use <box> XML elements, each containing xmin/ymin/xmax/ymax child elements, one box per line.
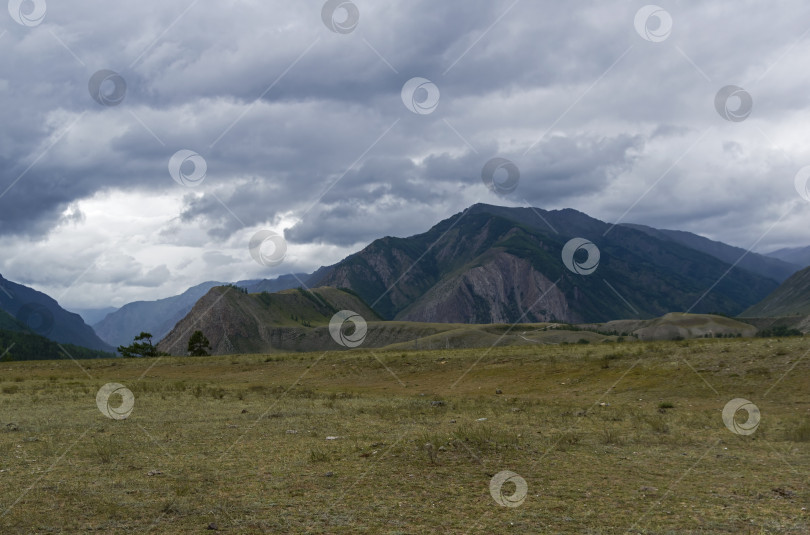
<box><xmin>307</xmin><ymin>204</ymin><xmax>783</xmax><ymax>324</ymax></box>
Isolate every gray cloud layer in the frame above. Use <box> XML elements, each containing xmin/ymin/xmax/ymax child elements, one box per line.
<box><xmin>2</xmin><ymin>0</ymin><xmax>810</xmax><ymax>307</ymax></box>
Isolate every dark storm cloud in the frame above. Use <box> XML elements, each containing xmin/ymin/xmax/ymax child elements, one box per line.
<box><xmin>2</xmin><ymin>0</ymin><xmax>810</xmax><ymax>304</ymax></box>
<box><xmin>0</xmin><ymin>0</ymin><xmax>637</xmax><ymax>238</ymax></box>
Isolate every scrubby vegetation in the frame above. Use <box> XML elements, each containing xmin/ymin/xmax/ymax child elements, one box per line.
<box><xmin>757</xmin><ymin>325</ymin><xmax>804</xmax><ymax>338</ymax></box>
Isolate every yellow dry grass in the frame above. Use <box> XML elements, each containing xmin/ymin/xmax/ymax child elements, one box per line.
<box><xmin>1</xmin><ymin>337</ymin><xmax>808</xmax><ymax>533</ymax></box>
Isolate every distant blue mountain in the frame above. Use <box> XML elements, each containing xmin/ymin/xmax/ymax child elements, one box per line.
<box><xmin>623</xmin><ymin>224</ymin><xmax>801</xmax><ymax>283</ymax></box>
<box><xmin>0</xmin><ymin>274</ymin><xmax>113</xmax><ymax>352</ymax></box>
<box><xmin>766</xmin><ymin>246</ymin><xmax>810</xmax><ymax>269</ymax></box>
<box><xmin>92</xmin><ymin>274</ymin><xmax>308</xmax><ymax>347</ymax></box>
<box><xmin>72</xmin><ymin>306</ymin><xmax>119</xmax><ymax>325</ymax></box>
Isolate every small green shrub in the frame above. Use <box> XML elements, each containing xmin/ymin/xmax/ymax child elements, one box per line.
<box><xmin>309</xmin><ymin>447</ymin><xmax>330</xmax><ymax>462</ymax></box>
<box><xmin>784</xmin><ymin>421</ymin><xmax>810</xmax><ymax>442</ymax></box>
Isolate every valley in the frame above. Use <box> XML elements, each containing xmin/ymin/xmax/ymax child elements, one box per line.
<box><xmin>1</xmin><ymin>338</ymin><xmax>807</xmax><ymax>533</ymax></box>
<box><xmin>4</xmin><ymin>2</ymin><xmax>810</xmax><ymax>533</ymax></box>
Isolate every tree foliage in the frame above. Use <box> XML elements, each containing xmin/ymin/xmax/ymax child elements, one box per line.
<box><xmin>118</xmin><ymin>332</ymin><xmax>167</xmax><ymax>358</ymax></box>
<box><xmin>187</xmin><ymin>330</ymin><xmax>211</xmax><ymax>356</ymax></box>
<box><xmin>757</xmin><ymin>325</ymin><xmax>803</xmax><ymax>338</ymax></box>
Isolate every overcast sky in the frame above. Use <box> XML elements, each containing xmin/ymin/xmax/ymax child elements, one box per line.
<box><xmin>2</xmin><ymin>0</ymin><xmax>810</xmax><ymax>311</ymax></box>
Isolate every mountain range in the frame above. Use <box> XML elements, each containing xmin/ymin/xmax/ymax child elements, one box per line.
<box><xmin>91</xmin><ymin>204</ymin><xmax>809</xmax><ymax>345</ymax></box>
<box><xmin>154</xmin><ymin>203</ymin><xmax>810</xmax><ymax>355</ymax></box>
<box><xmin>92</xmin><ymin>273</ymin><xmax>308</xmax><ymax>347</ymax></box>
<box><xmin>766</xmin><ymin>246</ymin><xmax>810</xmax><ymax>268</ymax></box>
<box><xmin>623</xmin><ymin>224</ymin><xmax>799</xmax><ymax>282</ymax></box>
<box><xmin>4</xmin><ymin>203</ymin><xmax>810</xmax><ymax>360</ymax></box>
<box><xmin>306</xmin><ymin>204</ymin><xmax>788</xmax><ymax>324</ymax></box>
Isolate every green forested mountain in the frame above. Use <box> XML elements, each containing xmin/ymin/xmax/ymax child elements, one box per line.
<box><xmin>0</xmin><ymin>274</ymin><xmax>113</xmax><ymax>352</ymax></box>
<box><xmin>0</xmin><ymin>327</ymin><xmax>114</xmax><ymax>361</ymax></box>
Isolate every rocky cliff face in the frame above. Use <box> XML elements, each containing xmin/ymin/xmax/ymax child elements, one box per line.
<box><xmin>307</xmin><ymin>204</ymin><xmax>780</xmax><ymax>324</ymax></box>
<box><xmin>159</xmin><ymin>203</ymin><xmax>787</xmax><ymax>354</ymax></box>
<box><xmin>399</xmin><ymin>252</ymin><xmax>574</xmax><ymax>323</ymax></box>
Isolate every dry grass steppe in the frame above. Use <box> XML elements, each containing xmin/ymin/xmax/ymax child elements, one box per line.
<box><xmin>1</xmin><ymin>337</ymin><xmax>809</xmax><ymax>533</ymax></box>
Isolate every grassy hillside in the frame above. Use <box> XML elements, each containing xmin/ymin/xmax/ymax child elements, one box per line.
<box><xmin>0</xmin><ymin>338</ymin><xmax>807</xmax><ymax>533</ymax></box>
<box><xmin>161</xmin><ymin>296</ymin><xmax>761</xmax><ymax>356</ymax></box>
<box><xmin>95</xmin><ymin>277</ymin><xmax>306</xmax><ymax>348</ymax></box>
<box><xmin>607</xmin><ymin>312</ymin><xmax>757</xmax><ymax>340</ymax></box>
<box><xmin>743</xmin><ymin>265</ymin><xmax>810</xmax><ymax>318</ymax></box>
<box><xmin>157</xmin><ymin>286</ymin><xmax>383</xmax><ymax>355</ymax></box>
